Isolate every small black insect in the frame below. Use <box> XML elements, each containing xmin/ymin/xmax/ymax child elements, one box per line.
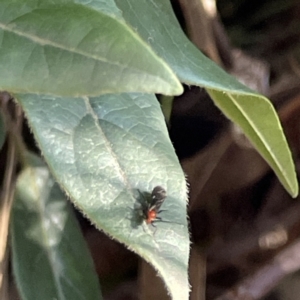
<box><xmin>142</xmin><ymin>186</ymin><xmax>167</xmax><ymax>226</ymax></box>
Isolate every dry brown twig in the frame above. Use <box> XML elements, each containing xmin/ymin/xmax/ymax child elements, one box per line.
<box><xmin>214</xmin><ymin>238</ymin><xmax>300</xmax><ymax>300</ymax></box>
<box><xmin>0</xmin><ymin>96</ymin><xmax>23</xmax><ymax>300</ymax></box>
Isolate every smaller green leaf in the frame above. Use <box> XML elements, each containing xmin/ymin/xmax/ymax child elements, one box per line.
<box><xmin>11</xmin><ymin>154</ymin><xmax>102</xmax><ymax>300</ymax></box>
<box><xmin>207</xmin><ymin>89</ymin><xmax>298</xmax><ymax>197</ymax></box>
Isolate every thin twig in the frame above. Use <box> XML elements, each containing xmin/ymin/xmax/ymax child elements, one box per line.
<box><xmin>215</xmin><ymin>238</ymin><xmax>300</xmax><ymax>300</ymax></box>
<box><xmin>0</xmin><ymin>98</ymin><xmax>22</xmax><ymax>299</ymax></box>
<box><xmin>177</xmin><ymin>0</ymin><xmax>223</xmax><ymax>65</ymax></box>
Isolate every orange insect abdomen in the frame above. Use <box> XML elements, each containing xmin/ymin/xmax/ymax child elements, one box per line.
<box><xmin>146</xmin><ymin>210</ymin><xmax>157</xmax><ymax>224</ymax></box>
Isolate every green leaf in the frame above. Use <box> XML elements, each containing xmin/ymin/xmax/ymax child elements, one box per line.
<box><xmin>207</xmin><ymin>89</ymin><xmax>298</xmax><ymax>197</ymax></box>
<box><xmin>0</xmin><ymin>112</ymin><xmax>5</xmax><ymax>150</ymax></box>
<box><xmin>16</xmin><ymin>94</ymin><xmax>190</xmax><ymax>300</ymax></box>
<box><xmin>116</xmin><ymin>0</ymin><xmax>298</xmax><ymax>197</ymax></box>
<box><xmin>115</xmin><ymin>0</ymin><xmax>250</xmax><ymax>92</ymax></box>
<box><xmin>0</xmin><ymin>1</ymin><xmax>182</xmax><ymax>96</ymax></box>
<box><xmin>11</xmin><ymin>153</ymin><xmax>102</xmax><ymax>300</ymax></box>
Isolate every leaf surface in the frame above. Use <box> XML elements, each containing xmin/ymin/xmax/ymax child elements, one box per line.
<box><xmin>16</xmin><ymin>94</ymin><xmax>190</xmax><ymax>300</ymax></box>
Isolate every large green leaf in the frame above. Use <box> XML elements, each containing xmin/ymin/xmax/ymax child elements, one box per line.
<box><xmin>0</xmin><ymin>0</ymin><xmax>182</xmax><ymax>96</ymax></box>
<box><xmin>11</xmin><ymin>154</ymin><xmax>102</xmax><ymax>300</ymax></box>
<box><xmin>16</xmin><ymin>94</ymin><xmax>190</xmax><ymax>300</ymax></box>
<box><xmin>116</xmin><ymin>0</ymin><xmax>298</xmax><ymax>197</ymax></box>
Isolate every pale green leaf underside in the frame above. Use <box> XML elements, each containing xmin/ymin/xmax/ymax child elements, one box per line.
<box><xmin>0</xmin><ymin>1</ymin><xmax>182</xmax><ymax>96</ymax></box>
<box><xmin>11</xmin><ymin>154</ymin><xmax>102</xmax><ymax>300</ymax></box>
<box><xmin>16</xmin><ymin>93</ymin><xmax>190</xmax><ymax>300</ymax></box>
<box><xmin>116</xmin><ymin>0</ymin><xmax>298</xmax><ymax>197</ymax></box>
<box><xmin>208</xmin><ymin>89</ymin><xmax>298</xmax><ymax>197</ymax></box>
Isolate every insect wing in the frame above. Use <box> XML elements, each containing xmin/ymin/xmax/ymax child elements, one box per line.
<box><xmin>150</xmin><ymin>186</ymin><xmax>167</xmax><ymax>211</ymax></box>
